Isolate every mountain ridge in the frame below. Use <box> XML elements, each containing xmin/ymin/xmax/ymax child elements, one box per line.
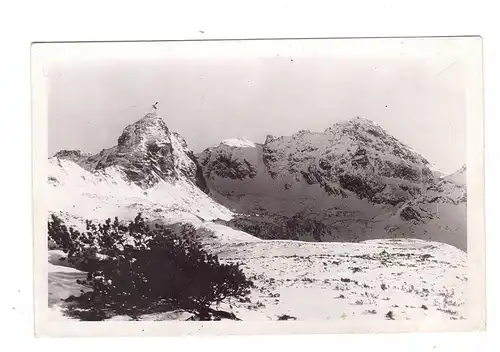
<box><xmin>198</xmin><ymin>116</ymin><xmax>466</xmax><ymax>250</ymax></box>
<box><xmin>50</xmin><ymin>113</ymin><xmax>466</xmax><ymax>250</ymax></box>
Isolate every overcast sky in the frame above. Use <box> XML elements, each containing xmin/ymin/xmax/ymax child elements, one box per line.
<box><xmin>47</xmin><ymin>39</ymin><xmax>468</xmax><ymax>173</ymax></box>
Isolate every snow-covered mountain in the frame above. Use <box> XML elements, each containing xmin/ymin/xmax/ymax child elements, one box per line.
<box><xmin>49</xmin><ymin>113</ymin><xmax>466</xmax><ymax>250</ymax></box>
<box><xmin>54</xmin><ymin>112</ymin><xmax>207</xmax><ymax>190</ymax></box>
<box><xmin>48</xmin><ymin>112</ymin><xmax>232</xmax><ymax>225</ymax></box>
<box><xmin>198</xmin><ymin>117</ymin><xmax>466</xmax><ymax>250</ymax></box>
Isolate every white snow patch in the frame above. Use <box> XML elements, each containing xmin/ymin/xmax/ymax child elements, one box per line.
<box><xmin>221</xmin><ymin>138</ymin><xmax>256</xmax><ymax>148</ymax></box>
<box><xmin>48</xmin><ymin>158</ymin><xmax>233</xmax><ymax>223</ymax></box>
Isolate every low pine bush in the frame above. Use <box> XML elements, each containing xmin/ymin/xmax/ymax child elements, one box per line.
<box><xmin>48</xmin><ymin>214</ymin><xmax>254</xmax><ymax>320</ymax></box>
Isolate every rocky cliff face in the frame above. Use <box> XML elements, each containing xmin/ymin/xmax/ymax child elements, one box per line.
<box><xmin>261</xmin><ymin>117</ymin><xmax>434</xmax><ymax>204</ymax></box>
<box><xmin>198</xmin><ymin>138</ymin><xmax>260</xmax><ymax>181</ymax></box>
<box><xmin>200</xmin><ymin>117</ymin><xmax>435</xmax><ymax>205</ymax></box>
<box><xmin>199</xmin><ymin>117</ymin><xmax>466</xmax><ymax>250</ymax></box>
<box><xmin>53</xmin><ymin>113</ymin><xmax>208</xmax><ymax>192</ymax></box>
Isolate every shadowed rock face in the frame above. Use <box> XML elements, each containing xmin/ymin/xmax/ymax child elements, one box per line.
<box><xmin>215</xmin><ymin>214</ymin><xmax>330</xmax><ymax>241</ymax></box>
<box><xmin>199</xmin><ymin>149</ymin><xmax>258</xmax><ymax>180</ymax></box>
<box><xmin>260</xmin><ymin>117</ymin><xmax>434</xmax><ymax>204</ymax></box>
<box><xmin>52</xmin><ymin>113</ymin><xmax>209</xmax><ymax>192</ymax></box>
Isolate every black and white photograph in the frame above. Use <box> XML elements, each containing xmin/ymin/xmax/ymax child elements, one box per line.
<box><xmin>31</xmin><ymin>37</ymin><xmax>485</xmax><ymax>336</ymax></box>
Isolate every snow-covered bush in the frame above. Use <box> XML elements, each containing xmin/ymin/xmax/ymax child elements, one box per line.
<box><xmin>48</xmin><ymin>214</ymin><xmax>254</xmax><ymax>320</ymax></box>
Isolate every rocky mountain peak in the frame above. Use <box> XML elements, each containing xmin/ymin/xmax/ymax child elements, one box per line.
<box><xmin>324</xmin><ymin>116</ymin><xmax>430</xmax><ymax>166</ymax></box>
<box><xmin>116</xmin><ymin>112</ymin><xmax>170</xmax><ymax>151</ymax></box>
<box><xmin>257</xmin><ymin>117</ymin><xmax>435</xmax><ymax>203</ymax></box>
<box><xmin>51</xmin><ymin>112</ymin><xmax>209</xmax><ymax>192</ymax></box>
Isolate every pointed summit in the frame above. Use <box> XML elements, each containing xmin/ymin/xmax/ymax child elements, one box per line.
<box><xmin>52</xmin><ymin>112</ymin><xmax>208</xmax><ymax>192</ymax></box>
<box><xmin>117</xmin><ymin>113</ymin><xmax>170</xmax><ymax>151</ymax></box>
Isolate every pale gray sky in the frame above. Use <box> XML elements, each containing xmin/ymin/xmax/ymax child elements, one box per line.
<box><xmin>47</xmin><ymin>39</ymin><xmax>467</xmax><ymax>174</ymax></box>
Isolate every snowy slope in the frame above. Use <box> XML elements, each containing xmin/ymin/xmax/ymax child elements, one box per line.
<box><xmin>216</xmin><ymin>238</ymin><xmax>467</xmax><ymax>322</ymax></box>
<box><xmin>48</xmin><ymin>158</ymin><xmax>232</xmax><ymax>225</ymax></box>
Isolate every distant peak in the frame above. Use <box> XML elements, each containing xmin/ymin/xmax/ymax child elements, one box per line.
<box><xmin>221</xmin><ymin>138</ymin><xmax>256</xmax><ymax>148</ymax></box>
<box><xmin>451</xmin><ymin>164</ymin><xmax>466</xmax><ymax>176</ymax></box>
<box><xmin>442</xmin><ymin>164</ymin><xmax>466</xmax><ymax>185</ymax></box>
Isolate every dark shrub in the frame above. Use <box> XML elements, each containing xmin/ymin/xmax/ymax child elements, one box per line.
<box><xmin>48</xmin><ymin>214</ymin><xmax>253</xmax><ymax>320</ymax></box>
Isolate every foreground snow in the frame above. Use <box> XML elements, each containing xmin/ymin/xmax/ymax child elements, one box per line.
<box><xmin>213</xmin><ymin>238</ymin><xmax>466</xmax><ymax>322</ymax></box>
<box><xmin>48</xmin><ymin>237</ymin><xmax>466</xmax><ymax>322</ymax></box>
